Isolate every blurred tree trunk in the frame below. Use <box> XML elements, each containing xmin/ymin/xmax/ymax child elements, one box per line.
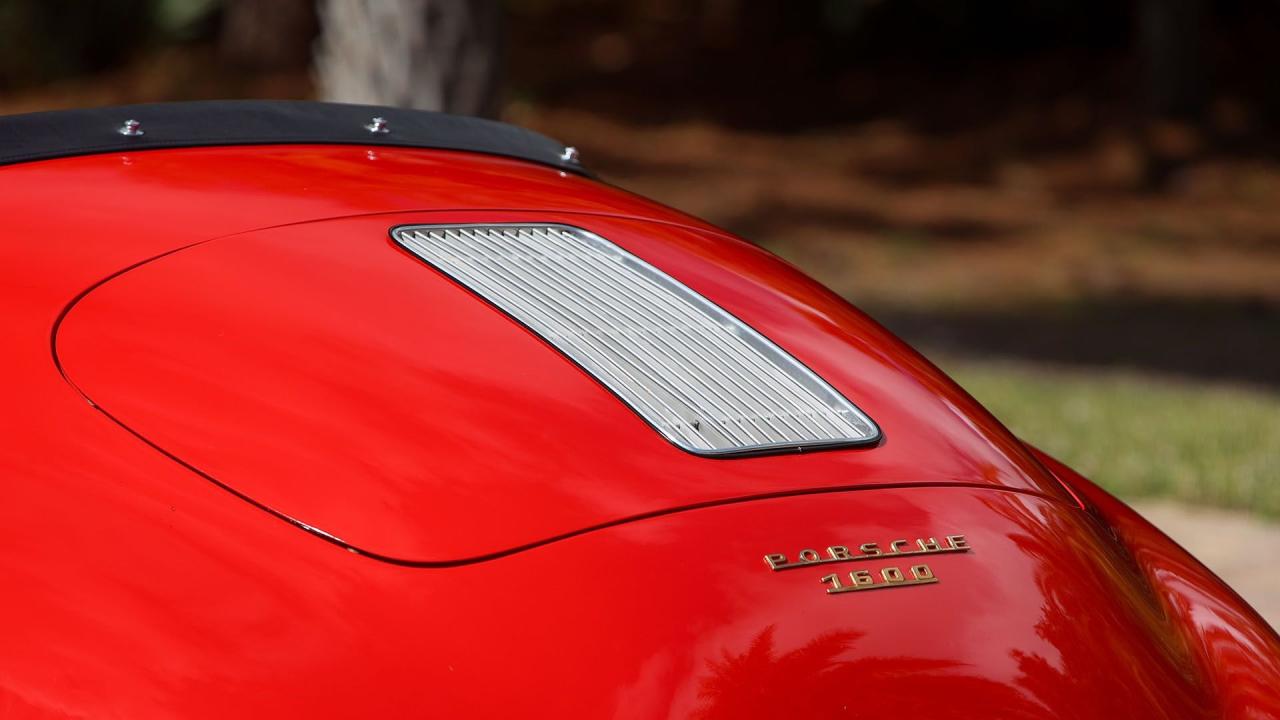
<box><xmin>314</xmin><ymin>0</ymin><xmax>502</xmax><ymax>117</ymax></box>
<box><xmin>1137</xmin><ymin>0</ymin><xmax>1207</xmax><ymax>120</ymax></box>
<box><xmin>220</xmin><ymin>0</ymin><xmax>317</xmax><ymax>70</ymax></box>
<box><xmin>1136</xmin><ymin>0</ymin><xmax>1208</xmax><ymax>187</ymax></box>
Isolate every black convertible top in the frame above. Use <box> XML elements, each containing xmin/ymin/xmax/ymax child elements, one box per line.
<box><xmin>0</xmin><ymin>99</ymin><xmax>586</xmax><ymax>174</ymax></box>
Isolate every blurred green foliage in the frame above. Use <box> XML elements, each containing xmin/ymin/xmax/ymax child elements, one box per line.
<box><xmin>948</xmin><ymin>359</ymin><xmax>1280</xmax><ymax>517</ymax></box>
<box><xmin>155</xmin><ymin>0</ymin><xmax>221</xmax><ymax>39</ymax></box>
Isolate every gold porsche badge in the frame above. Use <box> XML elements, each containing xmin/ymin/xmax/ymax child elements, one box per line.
<box><xmin>763</xmin><ymin>534</ymin><xmax>969</xmax><ymax>595</ymax></box>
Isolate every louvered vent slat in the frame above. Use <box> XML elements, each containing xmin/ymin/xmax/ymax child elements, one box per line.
<box><xmin>393</xmin><ymin>223</ymin><xmax>879</xmax><ymax>455</ymax></box>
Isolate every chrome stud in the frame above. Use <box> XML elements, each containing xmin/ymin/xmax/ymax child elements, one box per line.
<box><xmin>559</xmin><ymin>146</ymin><xmax>580</xmax><ymax>164</ymax></box>
<box><xmin>365</xmin><ymin>116</ymin><xmax>389</xmax><ymax>134</ymax></box>
<box><xmin>118</xmin><ymin>119</ymin><xmax>144</xmax><ymax>137</ymax></box>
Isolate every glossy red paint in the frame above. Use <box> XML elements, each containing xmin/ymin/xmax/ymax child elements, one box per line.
<box><xmin>1036</xmin><ymin>450</ymin><xmax>1280</xmax><ymax>717</ymax></box>
<box><xmin>0</xmin><ymin>144</ymin><xmax>1276</xmax><ymax>717</ymax></box>
<box><xmin>56</xmin><ymin>210</ymin><xmax>1068</xmax><ymax>562</ymax></box>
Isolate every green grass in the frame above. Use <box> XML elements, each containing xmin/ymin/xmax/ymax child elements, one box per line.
<box><xmin>941</xmin><ymin>360</ymin><xmax>1280</xmax><ymax>517</ymax></box>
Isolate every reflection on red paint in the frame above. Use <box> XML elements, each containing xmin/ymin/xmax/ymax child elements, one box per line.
<box><xmin>0</xmin><ymin>145</ymin><xmax>1274</xmax><ymax>717</ymax></box>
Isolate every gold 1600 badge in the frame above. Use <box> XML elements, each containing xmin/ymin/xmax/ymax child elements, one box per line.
<box><xmin>762</xmin><ymin>534</ymin><xmax>969</xmax><ymax>595</ymax></box>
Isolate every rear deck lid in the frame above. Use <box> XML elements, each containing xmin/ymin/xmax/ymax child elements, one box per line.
<box><xmin>55</xmin><ymin>211</ymin><xmax>1067</xmax><ymax>562</ymax></box>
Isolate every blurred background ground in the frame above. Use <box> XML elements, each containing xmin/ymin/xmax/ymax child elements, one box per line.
<box><xmin>0</xmin><ymin>1</ymin><xmax>1276</xmax><ymax>569</ymax></box>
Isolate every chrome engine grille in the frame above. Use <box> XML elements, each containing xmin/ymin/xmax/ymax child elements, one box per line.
<box><xmin>392</xmin><ymin>223</ymin><xmax>879</xmax><ymax>455</ymax></box>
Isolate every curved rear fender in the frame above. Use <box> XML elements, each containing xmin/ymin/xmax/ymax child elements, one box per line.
<box><xmin>1031</xmin><ymin>447</ymin><xmax>1280</xmax><ymax>718</ymax></box>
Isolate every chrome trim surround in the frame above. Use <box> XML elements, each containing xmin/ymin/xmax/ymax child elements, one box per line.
<box><xmin>392</xmin><ymin>223</ymin><xmax>880</xmax><ymax>456</ymax></box>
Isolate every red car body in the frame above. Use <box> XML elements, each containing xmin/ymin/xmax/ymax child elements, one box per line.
<box><xmin>1</xmin><ymin>102</ymin><xmax>1277</xmax><ymax>718</ymax></box>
